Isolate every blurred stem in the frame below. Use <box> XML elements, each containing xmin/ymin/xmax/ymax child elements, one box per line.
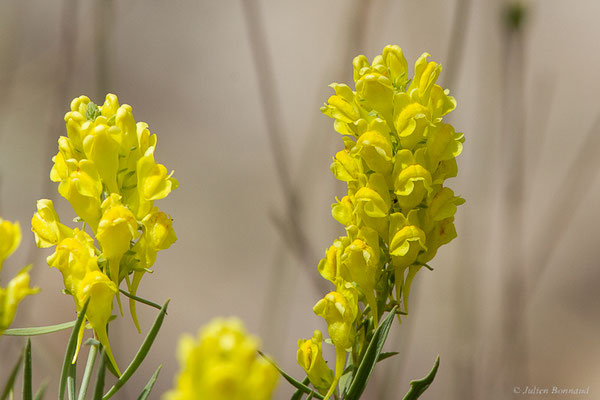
<box><xmin>496</xmin><ymin>3</ymin><xmax>529</xmax><ymax>395</ymax></box>
<box><xmin>77</xmin><ymin>344</ymin><xmax>99</xmax><ymax>400</ymax></box>
<box><xmin>94</xmin><ymin>0</ymin><xmax>113</xmax><ymax>97</ymax></box>
<box><xmin>443</xmin><ymin>0</ymin><xmax>472</xmax><ymax>89</ymax></box>
<box><xmin>240</xmin><ymin>0</ymin><xmax>318</xmax><ymax>279</ymax></box>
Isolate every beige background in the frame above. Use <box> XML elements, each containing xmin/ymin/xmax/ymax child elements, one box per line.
<box><xmin>1</xmin><ymin>0</ymin><xmax>599</xmax><ymax>399</ymax></box>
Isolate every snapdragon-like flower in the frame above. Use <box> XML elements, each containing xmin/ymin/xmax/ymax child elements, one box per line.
<box><xmin>165</xmin><ymin>317</ymin><xmax>278</xmax><ymax>400</ymax></box>
<box><xmin>299</xmin><ymin>45</ymin><xmax>465</xmax><ymax>398</ymax></box>
<box><xmin>32</xmin><ymin>94</ymin><xmax>178</xmax><ymax>371</ymax></box>
<box><xmin>0</xmin><ymin>219</ymin><xmax>39</xmax><ymax>335</ymax></box>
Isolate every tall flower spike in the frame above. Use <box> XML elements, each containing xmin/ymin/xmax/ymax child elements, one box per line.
<box><xmin>165</xmin><ymin>318</ymin><xmax>278</xmax><ymax>400</ymax></box>
<box><xmin>35</xmin><ymin>93</ymin><xmax>178</xmax><ymax>364</ymax></box>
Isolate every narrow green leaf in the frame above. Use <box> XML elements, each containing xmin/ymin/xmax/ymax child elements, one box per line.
<box><xmin>344</xmin><ymin>306</ymin><xmax>397</xmax><ymax>400</ymax></box>
<box><xmin>377</xmin><ymin>352</ymin><xmax>399</xmax><ymax>363</ymax></box>
<box><xmin>34</xmin><ymin>379</ymin><xmax>50</xmax><ymax>400</ymax></box>
<box><xmin>59</xmin><ymin>299</ymin><xmax>89</xmax><ymax>400</ymax></box>
<box><xmin>3</xmin><ymin>321</ymin><xmax>76</xmax><ymax>336</ymax></box>
<box><xmin>102</xmin><ymin>299</ymin><xmax>170</xmax><ymax>400</ymax></box>
<box><xmin>66</xmin><ymin>358</ymin><xmax>77</xmax><ymax>400</ymax></box>
<box><xmin>77</xmin><ymin>344</ymin><xmax>99</xmax><ymax>400</ymax></box>
<box><xmin>1</xmin><ymin>353</ymin><xmax>23</xmax><ymax>400</ymax></box>
<box><xmin>290</xmin><ymin>377</ymin><xmax>311</xmax><ymax>400</ymax></box>
<box><xmin>258</xmin><ymin>352</ymin><xmax>324</xmax><ymax>400</ymax></box>
<box><xmin>338</xmin><ymin>351</ymin><xmax>355</xmax><ymax>398</ymax></box>
<box><xmin>92</xmin><ymin>349</ymin><xmax>106</xmax><ymax>400</ymax></box>
<box><xmin>402</xmin><ymin>355</ymin><xmax>440</xmax><ymax>400</ymax></box>
<box><xmin>119</xmin><ymin>289</ymin><xmax>162</xmax><ymax>311</ymax></box>
<box><xmin>136</xmin><ymin>365</ymin><xmax>162</xmax><ymax>400</ymax></box>
<box><xmin>23</xmin><ymin>338</ymin><xmax>33</xmax><ymax>400</ymax></box>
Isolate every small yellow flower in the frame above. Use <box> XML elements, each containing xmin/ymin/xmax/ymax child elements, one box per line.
<box><xmin>297</xmin><ymin>330</ymin><xmax>333</xmax><ymax>394</ymax></box>
<box><xmin>0</xmin><ymin>267</ymin><xmax>39</xmax><ymax>334</ymax></box>
<box><xmin>31</xmin><ymin>199</ymin><xmax>74</xmax><ymax>248</ymax></box>
<box><xmin>0</xmin><ymin>219</ymin><xmax>21</xmax><ymax>270</ymax></box>
<box><xmin>165</xmin><ymin>318</ymin><xmax>278</xmax><ymax>400</ymax></box>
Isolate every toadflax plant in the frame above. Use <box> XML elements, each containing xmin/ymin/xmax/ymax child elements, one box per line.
<box><xmin>1</xmin><ymin>94</ymin><xmax>176</xmax><ymax>399</ymax></box>
<box><xmin>267</xmin><ymin>45</ymin><xmax>465</xmax><ymax>400</ymax></box>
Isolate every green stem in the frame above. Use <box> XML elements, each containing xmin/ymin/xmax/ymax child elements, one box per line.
<box><xmin>77</xmin><ymin>344</ymin><xmax>98</xmax><ymax>400</ymax></box>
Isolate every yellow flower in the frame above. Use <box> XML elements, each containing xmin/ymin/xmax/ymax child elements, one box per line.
<box><xmin>0</xmin><ymin>267</ymin><xmax>39</xmax><ymax>334</ymax></box>
<box><xmin>96</xmin><ymin>193</ymin><xmax>139</xmax><ymax>286</ymax></box>
<box><xmin>0</xmin><ymin>219</ymin><xmax>21</xmax><ymax>270</ymax></box>
<box><xmin>165</xmin><ymin>318</ymin><xmax>278</xmax><ymax>400</ymax></box>
<box><xmin>31</xmin><ymin>199</ymin><xmax>74</xmax><ymax>248</ymax></box>
<box><xmin>77</xmin><ymin>270</ymin><xmax>119</xmax><ymax>374</ymax></box>
<box><xmin>297</xmin><ymin>330</ymin><xmax>333</xmax><ymax>394</ymax></box>
<box><xmin>56</xmin><ymin>159</ymin><xmax>103</xmax><ymax>232</ymax></box>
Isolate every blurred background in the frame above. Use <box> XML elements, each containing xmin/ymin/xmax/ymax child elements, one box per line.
<box><xmin>1</xmin><ymin>0</ymin><xmax>599</xmax><ymax>398</ymax></box>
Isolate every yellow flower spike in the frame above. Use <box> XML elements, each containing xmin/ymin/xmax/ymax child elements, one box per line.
<box><xmin>97</xmin><ymin>194</ymin><xmax>139</xmax><ymax>286</ymax></box>
<box><xmin>82</xmin><ymin>123</ymin><xmax>121</xmax><ymax>194</ymax></box>
<box><xmin>297</xmin><ymin>330</ymin><xmax>334</xmax><ymax>395</ymax></box>
<box><xmin>382</xmin><ymin>45</ymin><xmax>409</xmax><ymax>89</ymax></box>
<box><xmin>165</xmin><ymin>317</ymin><xmax>278</xmax><ymax>400</ymax></box>
<box><xmin>0</xmin><ymin>266</ymin><xmax>39</xmax><ymax>334</ymax></box>
<box><xmin>0</xmin><ymin>219</ymin><xmax>21</xmax><ymax>270</ymax></box>
<box><xmin>31</xmin><ymin>199</ymin><xmax>74</xmax><ymax>248</ymax></box>
<box><xmin>77</xmin><ymin>270</ymin><xmax>120</xmax><ymax>375</ymax></box>
<box><xmin>57</xmin><ymin>159</ymin><xmax>103</xmax><ymax>232</ymax></box>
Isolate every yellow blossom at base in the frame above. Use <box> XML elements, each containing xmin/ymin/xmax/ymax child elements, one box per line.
<box><xmin>165</xmin><ymin>317</ymin><xmax>278</xmax><ymax>400</ymax></box>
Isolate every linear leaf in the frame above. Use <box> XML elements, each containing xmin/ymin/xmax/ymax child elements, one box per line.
<box><xmin>136</xmin><ymin>365</ymin><xmax>162</xmax><ymax>400</ymax></box>
<box><xmin>3</xmin><ymin>321</ymin><xmax>76</xmax><ymax>336</ymax></box>
<box><xmin>377</xmin><ymin>352</ymin><xmax>399</xmax><ymax>363</ymax></box>
<box><xmin>92</xmin><ymin>349</ymin><xmax>106</xmax><ymax>400</ymax></box>
<box><xmin>401</xmin><ymin>355</ymin><xmax>440</xmax><ymax>400</ymax></box>
<box><xmin>34</xmin><ymin>379</ymin><xmax>50</xmax><ymax>400</ymax></box>
<box><xmin>290</xmin><ymin>376</ymin><xmax>311</xmax><ymax>400</ymax></box>
<box><xmin>344</xmin><ymin>306</ymin><xmax>397</xmax><ymax>400</ymax></box>
<box><xmin>59</xmin><ymin>299</ymin><xmax>89</xmax><ymax>400</ymax></box>
<box><xmin>1</xmin><ymin>352</ymin><xmax>23</xmax><ymax>400</ymax></box>
<box><xmin>102</xmin><ymin>299</ymin><xmax>170</xmax><ymax>400</ymax></box>
<box><xmin>258</xmin><ymin>352</ymin><xmax>324</xmax><ymax>400</ymax></box>
<box><xmin>119</xmin><ymin>289</ymin><xmax>162</xmax><ymax>311</ymax></box>
<box><xmin>23</xmin><ymin>338</ymin><xmax>33</xmax><ymax>400</ymax></box>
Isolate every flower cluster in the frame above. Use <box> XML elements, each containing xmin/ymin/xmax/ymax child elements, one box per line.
<box><xmin>0</xmin><ymin>219</ymin><xmax>39</xmax><ymax>335</ymax></box>
<box><xmin>166</xmin><ymin>318</ymin><xmax>278</xmax><ymax>400</ymax></box>
<box><xmin>31</xmin><ymin>94</ymin><xmax>178</xmax><ymax>373</ymax></box>
<box><xmin>297</xmin><ymin>45</ymin><xmax>464</xmax><ymax>398</ymax></box>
